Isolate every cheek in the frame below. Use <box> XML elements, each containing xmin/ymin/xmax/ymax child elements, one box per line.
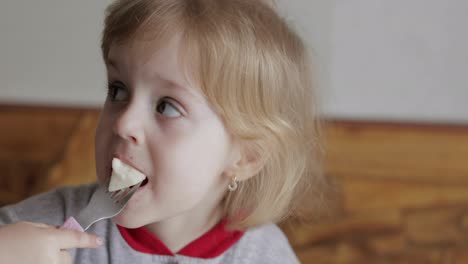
<box><xmin>95</xmin><ymin>109</ymin><xmax>116</xmax><ymax>146</ymax></box>
<box><xmin>153</xmin><ymin>128</ymin><xmax>230</xmax><ymax>187</ymax></box>
<box><xmin>95</xmin><ymin>118</ymin><xmax>109</xmax><ymax>154</ymax></box>
<box><xmin>94</xmin><ymin>114</ymin><xmax>113</xmax><ymax>179</ymax></box>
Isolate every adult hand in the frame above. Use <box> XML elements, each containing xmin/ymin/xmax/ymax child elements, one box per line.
<box><xmin>0</xmin><ymin>221</ymin><xmax>102</xmax><ymax>264</ymax></box>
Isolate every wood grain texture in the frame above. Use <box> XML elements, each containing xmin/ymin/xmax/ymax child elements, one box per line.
<box><xmin>39</xmin><ymin>111</ymin><xmax>99</xmax><ymax>193</ymax></box>
<box><xmin>324</xmin><ymin>120</ymin><xmax>468</xmax><ymax>183</ymax></box>
<box><xmin>0</xmin><ymin>106</ymin><xmax>83</xmax><ymax>162</ymax></box>
<box><xmin>1</xmin><ymin>106</ymin><xmax>468</xmax><ymax>263</ymax></box>
<box><xmin>290</xmin><ymin>120</ymin><xmax>468</xmax><ymax>263</ymax></box>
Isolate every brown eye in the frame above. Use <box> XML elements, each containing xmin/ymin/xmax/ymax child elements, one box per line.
<box><xmin>156</xmin><ymin>98</ymin><xmax>181</xmax><ymax>118</ymax></box>
<box><xmin>107</xmin><ymin>82</ymin><xmax>129</xmax><ymax>102</ymax></box>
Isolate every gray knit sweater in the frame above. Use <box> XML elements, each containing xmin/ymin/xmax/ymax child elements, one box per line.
<box><xmin>0</xmin><ymin>183</ymin><xmax>300</xmax><ymax>264</ymax></box>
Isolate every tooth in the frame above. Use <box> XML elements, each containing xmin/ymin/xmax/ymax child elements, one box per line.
<box><xmin>108</xmin><ymin>158</ymin><xmax>146</xmax><ymax>192</ymax></box>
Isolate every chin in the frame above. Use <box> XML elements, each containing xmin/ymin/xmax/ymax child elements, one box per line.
<box><xmin>112</xmin><ymin>218</ymin><xmax>146</xmax><ymax>229</ymax></box>
<box><xmin>112</xmin><ymin>212</ymin><xmax>150</xmax><ymax>229</ymax></box>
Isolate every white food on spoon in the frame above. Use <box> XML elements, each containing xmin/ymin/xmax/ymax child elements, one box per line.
<box><xmin>108</xmin><ymin>158</ymin><xmax>146</xmax><ymax>192</ymax></box>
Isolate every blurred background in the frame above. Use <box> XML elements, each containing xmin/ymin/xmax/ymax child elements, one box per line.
<box><xmin>1</xmin><ymin>0</ymin><xmax>467</xmax><ymax>263</ymax></box>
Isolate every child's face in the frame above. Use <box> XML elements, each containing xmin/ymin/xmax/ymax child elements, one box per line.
<box><xmin>95</xmin><ymin>36</ymin><xmax>235</xmax><ymax>228</ymax></box>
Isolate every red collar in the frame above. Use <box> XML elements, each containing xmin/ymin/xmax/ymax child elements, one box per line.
<box><xmin>117</xmin><ymin>220</ymin><xmax>244</xmax><ymax>258</ymax></box>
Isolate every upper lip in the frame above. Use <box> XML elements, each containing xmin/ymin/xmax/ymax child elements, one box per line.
<box><xmin>112</xmin><ymin>153</ymin><xmax>148</xmax><ymax>178</ymax></box>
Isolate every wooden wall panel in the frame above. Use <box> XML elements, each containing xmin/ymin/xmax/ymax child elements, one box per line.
<box><xmin>324</xmin><ymin>121</ymin><xmax>468</xmax><ymax>182</ymax></box>
<box><xmin>287</xmin><ymin>120</ymin><xmax>468</xmax><ymax>263</ymax></box>
<box><xmin>0</xmin><ymin>106</ymin><xmax>97</xmax><ymax>202</ymax></box>
<box><xmin>0</xmin><ymin>106</ymin><xmax>82</xmax><ymax>162</ymax></box>
<box><xmin>1</xmin><ymin>106</ymin><xmax>468</xmax><ymax>263</ymax></box>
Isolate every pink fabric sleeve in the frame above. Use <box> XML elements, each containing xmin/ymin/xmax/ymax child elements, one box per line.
<box><xmin>60</xmin><ymin>217</ymin><xmax>84</xmax><ymax>232</ymax></box>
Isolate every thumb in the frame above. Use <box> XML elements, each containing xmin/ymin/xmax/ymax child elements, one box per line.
<box><xmin>24</xmin><ymin>221</ymin><xmax>55</xmax><ymax>229</ymax></box>
<box><xmin>51</xmin><ymin>229</ymin><xmax>103</xmax><ymax>250</ymax></box>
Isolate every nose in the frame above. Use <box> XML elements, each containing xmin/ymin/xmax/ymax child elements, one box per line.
<box><xmin>113</xmin><ymin>103</ymin><xmax>145</xmax><ymax>145</ymax></box>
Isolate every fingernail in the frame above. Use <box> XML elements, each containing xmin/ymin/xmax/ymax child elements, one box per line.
<box><xmin>96</xmin><ymin>237</ymin><xmax>103</xmax><ymax>245</ymax></box>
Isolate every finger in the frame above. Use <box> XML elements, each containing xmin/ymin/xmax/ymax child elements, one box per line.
<box><xmin>50</xmin><ymin>229</ymin><xmax>103</xmax><ymax>249</ymax></box>
<box><xmin>22</xmin><ymin>221</ymin><xmax>54</xmax><ymax>229</ymax></box>
<box><xmin>59</xmin><ymin>250</ymin><xmax>72</xmax><ymax>264</ymax></box>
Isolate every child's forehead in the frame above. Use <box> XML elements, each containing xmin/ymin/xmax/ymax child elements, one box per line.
<box><xmin>106</xmin><ymin>32</ymin><xmax>195</xmax><ymax>74</ymax></box>
<box><xmin>107</xmin><ymin>31</ymin><xmax>180</xmax><ymax>62</ymax></box>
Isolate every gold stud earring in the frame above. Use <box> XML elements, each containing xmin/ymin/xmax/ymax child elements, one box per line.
<box><xmin>228</xmin><ymin>176</ymin><xmax>238</xmax><ymax>191</ymax></box>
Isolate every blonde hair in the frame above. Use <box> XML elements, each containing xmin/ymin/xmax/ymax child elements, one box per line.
<box><xmin>102</xmin><ymin>0</ymin><xmax>332</xmax><ymax>229</ymax></box>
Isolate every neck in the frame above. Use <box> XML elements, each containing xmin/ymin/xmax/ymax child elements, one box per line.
<box><xmin>144</xmin><ymin>201</ymin><xmax>224</xmax><ymax>253</ymax></box>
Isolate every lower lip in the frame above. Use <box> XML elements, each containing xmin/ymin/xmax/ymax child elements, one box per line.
<box><xmin>122</xmin><ymin>180</ymin><xmax>148</xmax><ymax>205</ymax></box>
<box><xmin>136</xmin><ymin>178</ymin><xmax>149</xmax><ymax>193</ymax></box>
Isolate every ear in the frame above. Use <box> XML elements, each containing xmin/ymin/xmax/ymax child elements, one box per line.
<box><xmin>224</xmin><ymin>140</ymin><xmax>266</xmax><ymax>181</ymax></box>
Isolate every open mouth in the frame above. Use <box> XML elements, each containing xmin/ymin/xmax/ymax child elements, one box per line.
<box><xmin>106</xmin><ymin>157</ymin><xmax>150</xmax><ymax>193</ymax></box>
<box><xmin>140</xmin><ymin>177</ymin><xmax>149</xmax><ymax>187</ymax></box>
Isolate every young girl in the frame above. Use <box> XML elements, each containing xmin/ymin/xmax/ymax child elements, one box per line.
<box><xmin>0</xmin><ymin>0</ymin><xmax>329</xmax><ymax>263</ymax></box>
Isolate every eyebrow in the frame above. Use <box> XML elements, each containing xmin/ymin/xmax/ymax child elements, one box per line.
<box><xmin>106</xmin><ymin>58</ymin><xmax>119</xmax><ymax>71</ymax></box>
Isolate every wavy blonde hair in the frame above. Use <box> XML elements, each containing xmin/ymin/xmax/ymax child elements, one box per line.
<box><xmin>102</xmin><ymin>0</ymin><xmax>332</xmax><ymax>229</ymax></box>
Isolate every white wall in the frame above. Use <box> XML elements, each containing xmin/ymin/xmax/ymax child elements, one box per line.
<box><xmin>0</xmin><ymin>0</ymin><xmax>110</xmax><ymax>107</ymax></box>
<box><xmin>1</xmin><ymin>0</ymin><xmax>467</xmax><ymax>124</ymax></box>
<box><xmin>327</xmin><ymin>0</ymin><xmax>468</xmax><ymax>123</ymax></box>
